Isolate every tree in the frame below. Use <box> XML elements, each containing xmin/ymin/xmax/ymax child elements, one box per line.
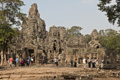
<box><xmin>84</xmin><ymin>34</ymin><xmax>91</xmax><ymax>43</ymax></box>
<box><xmin>0</xmin><ymin>23</ymin><xmax>18</xmax><ymax>65</ymax></box>
<box><xmin>99</xmin><ymin>29</ymin><xmax>120</xmax><ymax>54</ymax></box>
<box><xmin>0</xmin><ymin>0</ymin><xmax>26</xmax><ymax>25</ymax></box>
<box><xmin>0</xmin><ymin>0</ymin><xmax>26</xmax><ymax>65</ymax></box>
<box><xmin>98</xmin><ymin>0</ymin><xmax>120</xmax><ymax>26</ymax></box>
<box><xmin>67</xmin><ymin>26</ymin><xmax>82</xmax><ymax>37</ymax></box>
<box><xmin>66</xmin><ymin>26</ymin><xmax>82</xmax><ymax>40</ymax></box>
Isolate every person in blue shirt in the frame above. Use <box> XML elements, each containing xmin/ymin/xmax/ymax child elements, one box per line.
<box><xmin>16</xmin><ymin>57</ymin><xmax>19</xmax><ymax>68</ymax></box>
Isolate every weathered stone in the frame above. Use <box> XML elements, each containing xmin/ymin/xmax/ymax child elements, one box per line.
<box><xmin>10</xmin><ymin>75</ymin><xmax>21</xmax><ymax>78</ymax></box>
<box><xmin>10</xmin><ymin>3</ymin><xmax>106</xmax><ymax>67</ymax></box>
<box><xmin>0</xmin><ymin>75</ymin><xmax>10</xmax><ymax>78</ymax></box>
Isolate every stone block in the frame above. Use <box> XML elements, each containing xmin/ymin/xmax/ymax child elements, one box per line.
<box><xmin>10</xmin><ymin>75</ymin><xmax>21</xmax><ymax>78</ymax></box>
<box><xmin>1</xmin><ymin>75</ymin><xmax>10</xmax><ymax>79</ymax></box>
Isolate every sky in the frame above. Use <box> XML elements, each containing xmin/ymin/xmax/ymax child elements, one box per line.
<box><xmin>21</xmin><ymin>0</ymin><xmax>119</xmax><ymax>35</ymax></box>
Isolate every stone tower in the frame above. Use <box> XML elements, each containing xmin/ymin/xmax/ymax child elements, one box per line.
<box><xmin>21</xmin><ymin>3</ymin><xmax>47</xmax><ymax>63</ymax></box>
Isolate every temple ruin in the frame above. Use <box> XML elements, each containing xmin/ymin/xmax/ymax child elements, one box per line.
<box><xmin>9</xmin><ymin>3</ymin><xmax>106</xmax><ymax>66</ymax></box>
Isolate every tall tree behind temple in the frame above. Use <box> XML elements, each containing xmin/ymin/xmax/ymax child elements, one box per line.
<box><xmin>99</xmin><ymin>29</ymin><xmax>120</xmax><ymax>54</ymax></box>
<box><xmin>98</xmin><ymin>0</ymin><xmax>120</xmax><ymax>26</ymax></box>
<box><xmin>84</xmin><ymin>34</ymin><xmax>91</xmax><ymax>43</ymax></box>
<box><xmin>0</xmin><ymin>0</ymin><xmax>26</xmax><ymax>65</ymax></box>
<box><xmin>66</xmin><ymin>26</ymin><xmax>82</xmax><ymax>39</ymax></box>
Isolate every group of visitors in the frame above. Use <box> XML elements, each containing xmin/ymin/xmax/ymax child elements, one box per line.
<box><xmin>70</xmin><ymin>58</ymin><xmax>77</xmax><ymax>67</ymax></box>
<box><xmin>70</xmin><ymin>57</ymin><xmax>98</xmax><ymax>68</ymax></box>
<box><xmin>8</xmin><ymin>56</ymin><xmax>35</xmax><ymax>68</ymax></box>
<box><xmin>87</xmin><ymin>58</ymin><xmax>98</xmax><ymax>68</ymax></box>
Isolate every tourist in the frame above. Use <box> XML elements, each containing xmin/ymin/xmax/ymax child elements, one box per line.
<box><xmin>21</xmin><ymin>59</ymin><xmax>24</xmax><ymax>66</ymax></box>
<box><xmin>88</xmin><ymin>58</ymin><xmax>91</xmax><ymax>68</ymax></box>
<box><xmin>70</xmin><ymin>59</ymin><xmax>73</xmax><ymax>67</ymax></box>
<box><xmin>13</xmin><ymin>59</ymin><xmax>16</xmax><ymax>67</ymax></box>
<box><xmin>107</xmin><ymin>58</ymin><xmax>110</xmax><ymax>64</ymax></box>
<box><xmin>91</xmin><ymin>58</ymin><xmax>94</xmax><ymax>68</ymax></box>
<box><xmin>83</xmin><ymin>58</ymin><xmax>86</xmax><ymax>64</ymax></box>
<box><xmin>9</xmin><ymin>57</ymin><xmax>13</xmax><ymax>68</ymax></box>
<box><xmin>54</xmin><ymin>57</ymin><xmax>58</xmax><ymax>66</ymax></box>
<box><xmin>85</xmin><ymin>58</ymin><xmax>88</xmax><ymax>63</ymax></box>
<box><xmin>101</xmin><ymin>59</ymin><xmax>104</xmax><ymax>64</ymax></box>
<box><xmin>31</xmin><ymin>57</ymin><xmax>33</xmax><ymax>63</ymax></box>
<box><xmin>26</xmin><ymin>58</ymin><xmax>30</xmax><ymax>66</ymax></box>
<box><xmin>92</xmin><ymin>58</ymin><xmax>96</xmax><ymax>68</ymax></box>
<box><xmin>74</xmin><ymin>58</ymin><xmax>77</xmax><ymax>67</ymax></box>
<box><xmin>83</xmin><ymin>58</ymin><xmax>86</xmax><ymax>68</ymax></box>
<box><xmin>16</xmin><ymin>57</ymin><xmax>19</xmax><ymax>68</ymax></box>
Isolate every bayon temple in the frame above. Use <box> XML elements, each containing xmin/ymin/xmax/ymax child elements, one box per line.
<box><xmin>9</xmin><ymin>3</ymin><xmax>108</xmax><ymax>66</ymax></box>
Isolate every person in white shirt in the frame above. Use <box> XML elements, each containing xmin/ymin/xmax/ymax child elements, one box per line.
<box><xmin>83</xmin><ymin>58</ymin><xmax>86</xmax><ymax>68</ymax></box>
<box><xmin>83</xmin><ymin>58</ymin><xmax>86</xmax><ymax>64</ymax></box>
<box><xmin>54</xmin><ymin>57</ymin><xmax>58</xmax><ymax>66</ymax></box>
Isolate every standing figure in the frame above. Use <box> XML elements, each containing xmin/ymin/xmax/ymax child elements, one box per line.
<box><xmin>9</xmin><ymin>57</ymin><xmax>13</xmax><ymax>68</ymax></box>
<box><xmin>21</xmin><ymin>59</ymin><xmax>24</xmax><ymax>66</ymax></box>
<box><xmin>74</xmin><ymin>59</ymin><xmax>77</xmax><ymax>67</ymax></box>
<box><xmin>83</xmin><ymin>58</ymin><xmax>86</xmax><ymax>64</ymax></box>
<box><xmin>88</xmin><ymin>58</ymin><xmax>91</xmax><ymax>68</ymax></box>
<box><xmin>83</xmin><ymin>58</ymin><xmax>86</xmax><ymax>68</ymax></box>
<box><xmin>16</xmin><ymin>57</ymin><xmax>19</xmax><ymax>68</ymax></box>
<box><xmin>54</xmin><ymin>57</ymin><xmax>58</xmax><ymax>66</ymax></box>
<box><xmin>26</xmin><ymin>58</ymin><xmax>30</xmax><ymax>66</ymax></box>
<box><xmin>92</xmin><ymin>58</ymin><xmax>96</xmax><ymax>68</ymax></box>
<box><xmin>70</xmin><ymin>59</ymin><xmax>73</xmax><ymax>67</ymax></box>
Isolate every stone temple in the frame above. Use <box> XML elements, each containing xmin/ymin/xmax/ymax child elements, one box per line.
<box><xmin>10</xmin><ymin>3</ymin><xmax>106</xmax><ymax>66</ymax></box>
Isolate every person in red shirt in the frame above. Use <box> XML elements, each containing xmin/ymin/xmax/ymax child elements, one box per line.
<box><xmin>9</xmin><ymin>57</ymin><xmax>13</xmax><ymax>68</ymax></box>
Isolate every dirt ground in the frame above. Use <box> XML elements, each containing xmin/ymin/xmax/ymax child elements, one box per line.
<box><xmin>0</xmin><ymin>64</ymin><xmax>120</xmax><ymax>80</ymax></box>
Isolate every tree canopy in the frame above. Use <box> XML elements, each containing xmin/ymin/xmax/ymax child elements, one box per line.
<box><xmin>0</xmin><ymin>0</ymin><xmax>26</xmax><ymax>26</ymax></box>
<box><xmin>0</xmin><ymin>0</ymin><xmax>25</xmax><ymax>65</ymax></box>
<box><xmin>67</xmin><ymin>26</ymin><xmax>82</xmax><ymax>36</ymax></box>
<box><xmin>98</xmin><ymin>0</ymin><xmax>120</xmax><ymax>26</ymax></box>
<box><xmin>66</xmin><ymin>26</ymin><xmax>82</xmax><ymax>39</ymax></box>
<box><xmin>99</xmin><ymin>29</ymin><xmax>120</xmax><ymax>54</ymax></box>
<box><xmin>0</xmin><ymin>23</ymin><xmax>17</xmax><ymax>50</ymax></box>
<box><xmin>0</xmin><ymin>0</ymin><xmax>26</xmax><ymax>50</ymax></box>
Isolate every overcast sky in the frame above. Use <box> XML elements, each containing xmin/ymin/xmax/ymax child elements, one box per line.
<box><xmin>21</xmin><ymin>0</ymin><xmax>119</xmax><ymax>35</ymax></box>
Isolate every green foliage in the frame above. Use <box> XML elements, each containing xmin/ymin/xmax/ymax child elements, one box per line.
<box><xmin>99</xmin><ymin>29</ymin><xmax>120</xmax><ymax>54</ymax></box>
<box><xmin>67</xmin><ymin>26</ymin><xmax>82</xmax><ymax>35</ymax></box>
<box><xmin>85</xmin><ymin>34</ymin><xmax>91</xmax><ymax>43</ymax></box>
<box><xmin>0</xmin><ymin>0</ymin><xmax>25</xmax><ymax>51</ymax></box>
<box><xmin>98</xmin><ymin>0</ymin><xmax>120</xmax><ymax>26</ymax></box>
<box><xmin>0</xmin><ymin>22</ymin><xmax>17</xmax><ymax>50</ymax></box>
<box><xmin>0</xmin><ymin>0</ymin><xmax>26</xmax><ymax>26</ymax></box>
<box><xmin>66</xmin><ymin>26</ymin><xmax>82</xmax><ymax>39</ymax></box>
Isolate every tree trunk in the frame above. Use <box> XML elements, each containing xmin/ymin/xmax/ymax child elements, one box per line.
<box><xmin>3</xmin><ymin>53</ymin><xmax>7</xmax><ymax>65</ymax></box>
<box><xmin>1</xmin><ymin>50</ymin><xmax>4</xmax><ymax>65</ymax></box>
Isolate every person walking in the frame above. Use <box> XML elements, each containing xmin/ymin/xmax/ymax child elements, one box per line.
<box><xmin>9</xmin><ymin>57</ymin><xmax>13</xmax><ymax>68</ymax></box>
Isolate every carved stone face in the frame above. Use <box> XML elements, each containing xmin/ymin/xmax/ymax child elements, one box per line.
<box><xmin>91</xmin><ymin>29</ymin><xmax>100</xmax><ymax>40</ymax></box>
